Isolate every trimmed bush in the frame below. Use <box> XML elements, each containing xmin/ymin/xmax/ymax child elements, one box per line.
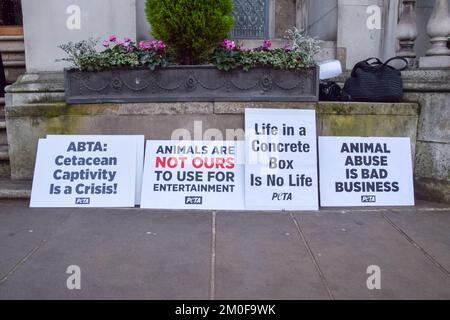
<box><xmin>146</xmin><ymin>0</ymin><xmax>234</xmax><ymax>65</ymax></box>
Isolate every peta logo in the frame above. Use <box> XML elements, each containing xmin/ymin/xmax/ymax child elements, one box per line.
<box><xmin>361</xmin><ymin>195</ymin><xmax>376</xmax><ymax>203</ymax></box>
<box><xmin>75</xmin><ymin>197</ymin><xmax>90</xmax><ymax>205</ymax></box>
<box><xmin>185</xmin><ymin>196</ymin><xmax>202</xmax><ymax>205</ymax></box>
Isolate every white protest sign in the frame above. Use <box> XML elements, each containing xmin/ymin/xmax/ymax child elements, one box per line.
<box><xmin>319</xmin><ymin>137</ymin><xmax>415</xmax><ymax>207</ymax></box>
<box><xmin>245</xmin><ymin>109</ymin><xmax>319</xmax><ymax>210</ymax></box>
<box><xmin>47</xmin><ymin>135</ymin><xmax>145</xmax><ymax>205</ymax></box>
<box><xmin>140</xmin><ymin>141</ymin><xmax>245</xmax><ymax>210</ymax></box>
<box><xmin>30</xmin><ymin>136</ymin><xmax>138</xmax><ymax>208</ymax></box>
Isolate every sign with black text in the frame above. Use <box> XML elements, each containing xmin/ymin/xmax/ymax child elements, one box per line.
<box><xmin>245</xmin><ymin>109</ymin><xmax>319</xmax><ymax>210</ymax></box>
<box><xmin>30</xmin><ymin>136</ymin><xmax>140</xmax><ymax>208</ymax></box>
<box><xmin>140</xmin><ymin>141</ymin><xmax>245</xmax><ymax>210</ymax></box>
<box><xmin>319</xmin><ymin>137</ymin><xmax>415</xmax><ymax>206</ymax></box>
<box><xmin>46</xmin><ymin>135</ymin><xmax>145</xmax><ymax>205</ymax></box>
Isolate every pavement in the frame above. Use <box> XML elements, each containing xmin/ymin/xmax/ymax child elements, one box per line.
<box><xmin>0</xmin><ymin>199</ymin><xmax>449</xmax><ymax>300</ymax></box>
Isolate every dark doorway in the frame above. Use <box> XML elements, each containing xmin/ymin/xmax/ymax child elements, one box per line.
<box><xmin>0</xmin><ymin>0</ymin><xmax>23</xmax><ymax>26</ymax></box>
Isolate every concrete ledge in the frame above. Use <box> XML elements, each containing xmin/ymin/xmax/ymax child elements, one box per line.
<box><xmin>7</xmin><ymin>71</ymin><xmax>448</xmax><ymax>204</ymax></box>
<box><xmin>6</xmin><ymin>102</ymin><xmax>216</xmax><ymax>118</ymax></box>
<box><xmin>0</xmin><ymin>179</ymin><xmax>31</xmax><ymax>199</ymax></box>
<box><xmin>5</xmin><ymin>101</ymin><xmax>420</xmax><ymax>118</ymax></box>
<box><xmin>415</xmin><ymin>178</ymin><xmax>450</xmax><ymax>204</ymax></box>
<box><xmin>317</xmin><ymin>102</ymin><xmax>419</xmax><ymax>116</ymax></box>
<box><xmin>5</xmin><ymin>99</ymin><xmax>419</xmax><ymax>180</ymax></box>
<box><xmin>214</xmin><ymin>102</ymin><xmax>315</xmax><ymax>114</ymax></box>
<box><xmin>415</xmin><ymin>141</ymin><xmax>450</xmax><ymax>182</ymax></box>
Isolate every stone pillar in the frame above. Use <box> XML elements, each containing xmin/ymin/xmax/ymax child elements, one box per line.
<box><xmin>382</xmin><ymin>0</ymin><xmax>400</xmax><ymax>60</ymax></box>
<box><xmin>419</xmin><ymin>0</ymin><xmax>450</xmax><ymax>68</ymax></box>
<box><xmin>396</xmin><ymin>0</ymin><xmax>418</xmax><ymax>64</ymax></box>
<box><xmin>136</xmin><ymin>0</ymin><xmax>152</xmax><ymax>41</ymax></box>
<box><xmin>296</xmin><ymin>0</ymin><xmax>309</xmax><ymax>33</ymax></box>
<box><xmin>337</xmin><ymin>0</ymin><xmax>386</xmax><ymax>69</ymax></box>
<box><xmin>21</xmin><ymin>0</ymin><xmax>137</xmax><ymax>72</ymax></box>
<box><xmin>275</xmin><ymin>0</ymin><xmax>297</xmax><ymax>38</ymax></box>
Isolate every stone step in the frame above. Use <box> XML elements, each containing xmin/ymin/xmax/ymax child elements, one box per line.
<box><xmin>0</xmin><ymin>35</ymin><xmax>26</xmax><ymax>84</ymax></box>
<box><xmin>0</xmin><ymin>179</ymin><xmax>31</xmax><ymax>199</ymax></box>
<box><xmin>0</xmin><ymin>162</ymin><xmax>10</xmax><ymax>178</ymax></box>
<box><xmin>0</xmin><ymin>97</ymin><xmax>4</xmax><ymax>118</ymax></box>
<box><xmin>1</xmin><ymin>51</ymin><xmax>25</xmax><ymax>62</ymax></box>
<box><xmin>0</xmin><ymin>145</ymin><xmax>9</xmax><ymax>161</ymax></box>
<box><xmin>0</xmin><ymin>144</ymin><xmax>10</xmax><ymax>179</ymax></box>
<box><xmin>2</xmin><ymin>61</ymin><xmax>25</xmax><ymax>84</ymax></box>
<box><xmin>0</xmin><ymin>36</ymin><xmax>25</xmax><ymax>52</ymax></box>
<box><xmin>0</xmin><ymin>120</ymin><xmax>6</xmax><ymax>145</ymax></box>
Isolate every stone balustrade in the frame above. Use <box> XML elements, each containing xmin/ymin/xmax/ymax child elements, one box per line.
<box><xmin>397</xmin><ymin>0</ymin><xmax>450</xmax><ymax>68</ymax></box>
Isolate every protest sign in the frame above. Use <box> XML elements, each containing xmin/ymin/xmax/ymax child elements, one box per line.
<box><xmin>245</xmin><ymin>109</ymin><xmax>319</xmax><ymax>210</ymax></box>
<box><xmin>140</xmin><ymin>141</ymin><xmax>245</xmax><ymax>210</ymax></box>
<box><xmin>46</xmin><ymin>135</ymin><xmax>145</xmax><ymax>205</ymax></box>
<box><xmin>319</xmin><ymin>137</ymin><xmax>415</xmax><ymax>206</ymax></box>
<box><xmin>30</xmin><ymin>136</ymin><xmax>139</xmax><ymax>208</ymax></box>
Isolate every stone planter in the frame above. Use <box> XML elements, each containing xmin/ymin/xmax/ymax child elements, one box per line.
<box><xmin>64</xmin><ymin>65</ymin><xmax>319</xmax><ymax>104</ymax></box>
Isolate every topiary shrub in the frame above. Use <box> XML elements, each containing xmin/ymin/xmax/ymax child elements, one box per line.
<box><xmin>146</xmin><ymin>0</ymin><xmax>235</xmax><ymax>65</ymax></box>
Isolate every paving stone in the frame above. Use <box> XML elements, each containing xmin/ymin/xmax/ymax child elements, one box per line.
<box><xmin>214</xmin><ymin>212</ymin><xmax>330</xmax><ymax>300</ymax></box>
<box><xmin>293</xmin><ymin>211</ymin><xmax>450</xmax><ymax>299</ymax></box>
<box><xmin>0</xmin><ymin>209</ymin><xmax>212</xmax><ymax>299</ymax></box>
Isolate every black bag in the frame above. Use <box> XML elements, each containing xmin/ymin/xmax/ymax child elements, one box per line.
<box><xmin>342</xmin><ymin>57</ymin><xmax>408</xmax><ymax>102</ymax></box>
<box><xmin>319</xmin><ymin>80</ymin><xmax>342</xmax><ymax>101</ymax></box>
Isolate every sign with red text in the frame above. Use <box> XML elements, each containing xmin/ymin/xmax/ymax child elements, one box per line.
<box><xmin>319</xmin><ymin>137</ymin><xmax>415</xmax><ymax>206</ymax></box>
<box><xmin>30</xmin><ymin>136</ymin><xmax>140</xmax><ymax>208</ymax></box>
<box><xmin>140</xmin><ymin>141</ymin><xmax>245</xmax><ymax>210</ymax></box>
<box><xmin>245</xmin><ymin>109</ymin><xmax>319</xmax><ymax>210</ymax></box>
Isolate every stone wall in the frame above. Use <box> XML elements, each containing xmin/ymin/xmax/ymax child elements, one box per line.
<box><xmin>401</xmin><ymin>69</ymin><xmax>450</xmax><ymax>203</ymax></box>
<box><xmin>5</xmin><ymin>73</ymin><xmax>419</xmax><ymax>188</ymax></box>
<box><xmin>334</xmin><ymin>68</ymin><xmax>450</xmax><ymax>203</ymax></box>
<box><xmin>21</xmin><ymin>0</ymin><xmax>137</xmax><ymax>72</ymax></box>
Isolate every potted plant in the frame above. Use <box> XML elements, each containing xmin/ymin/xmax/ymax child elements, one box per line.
<box><xmin>62</xmin><ymin>0</ymin><xmax>320</xmax><ymax>104</ymax></box>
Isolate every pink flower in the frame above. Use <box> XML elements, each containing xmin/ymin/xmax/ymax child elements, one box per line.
<box><xmin>157</xmin><ymin>40</ymin><xmax>166</xmax><ymax>50</ymax></box>
<box><xmin>283</xmin><ymin>42</ymin><xmax>292</xmax><ymax>51</ymax></box>
<box><xmin>124</xmin><ymin>37</ymin><xmax>132</xmax><ymax>43</ymax></box>
<box><xmin>262</xmin><ymin>39</ymin><xmax>272</xmax><ymax>50</ymax></box>
<box><xmin>139</xmin><ymin>40</ymin><xmax>148</xmax><ymax>49</ymax></box>
<box><xmin>118</xmin><ymin>40</ymin><xmax>131</xmax><ymax>49</ymax></box>
<box><xmin>222</xmin><ymin>39</ymin><xmax>236</xmax><ymax>50</ymax></box>
<box><xmin>102</xmin><ymin>40</ymin><xmax>110</xmax><ymax>48</ymax></box>
<box><xmin>109</xmin><ymin>35</ymin><xmax>117</xmax><ymax>42</ymax></box>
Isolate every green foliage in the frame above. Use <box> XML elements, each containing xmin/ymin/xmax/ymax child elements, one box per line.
<box><xmin>59</xmin><ymin>38</ymin><xmax>169</xmax><ymax>71</ymax></box>
<box><xmin>146</xmin><ymin>0</ymin><xmax>235</xmax><ymax>65</ymax></box>
<box><xmin>284</xmin><ymin>27</ymin><xmax>321</xmax><ymax>66</ymax></box>
<box><xmin>211</xmin><ymin>47</ymin><xmax>242</xmax><ymax>71</ymax></box>
<box><xmin>211</xmin><ymin>39</ymin><xmax>313</xmax><ymax>72</ymax></box>
<box><xmin>59</xmin><ymin>27</ymin><xmax>320</xmax><ymax>72</ymax></box>
<box><xmin>58</xmin><ymin>38</ymin><xmax>99</xmax><ymax>70</ymax></box>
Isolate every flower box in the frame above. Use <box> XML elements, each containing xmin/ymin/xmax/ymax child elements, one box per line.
<box><xmin>64</xmin><ymin>65</ymin><xmax>319</xmax><ymax>104</ymax></box>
